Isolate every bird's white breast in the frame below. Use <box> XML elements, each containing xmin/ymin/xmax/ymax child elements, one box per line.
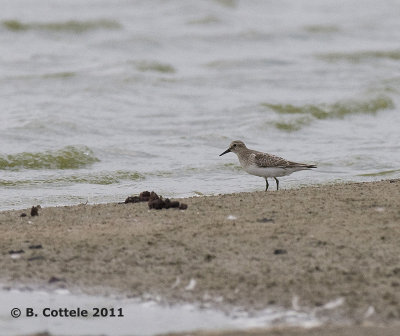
<box><xmin>243</xmin><ymin>165</ymin><xmax>309</xmax><ymax>178</ymax></box>
<box><xmin>243</xmin><ymin>165</ymin><xmax>292</xmax><ymax>177</ymax></box>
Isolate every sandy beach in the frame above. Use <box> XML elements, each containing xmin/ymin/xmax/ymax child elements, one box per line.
<box><xmin>1</xmin><ymin>180</ymin><xmax>400</xmax><ymax>335</ymax></box>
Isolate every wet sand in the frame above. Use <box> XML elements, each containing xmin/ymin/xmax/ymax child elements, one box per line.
<box><xmin>1</xmin><ymin>180</ymin><xmax>400</xmax><ymax>335</ymax></box>
<box><xmin>163</xmin><ymin>325</ymin><xmax>400</xmax><ymax>336</ymax></box>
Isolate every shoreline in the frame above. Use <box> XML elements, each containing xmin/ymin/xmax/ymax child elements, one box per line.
<box><xmin>1</xmin><ymin>180</ymin><xmax>400</xmax><ymax>335</ymax></box>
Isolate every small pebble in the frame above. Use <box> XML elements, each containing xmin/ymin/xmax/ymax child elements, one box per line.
<box><xmin>27</xmin><ymin>255</ymin><xmax>45</xmax><ymax>262</ymax></box>
<box><xmin>257</xmin><ymin>217</ymin><xmax>274</xmax><ymax>223</ymax></box>
<box><xmin>274</xmin><ymin>249</ymin><xmax>287</xmax><ymax>255</ymax></box>
<box><xmin>204</xmin><ymin>254</ymin><xmax>216</xmax><ymax>262</ymax></box>
<box><xmin>8</xmin><ymin>249</ymin><xmax>24</xmax><ymax>254</ymax></box>
<box><xmin>48</xmin><ymin>276</ymin><xmax>63</xmax><ymax>283</ymax></box>
<box><xmin>29</xmin><ymin>244</ymin><xmax>43</xmax><ymax>249</ymax></box>
<box><xmin>30</xmin><ymin>205</ymin><xmax>41</xmax><ymax>216</ymax></box>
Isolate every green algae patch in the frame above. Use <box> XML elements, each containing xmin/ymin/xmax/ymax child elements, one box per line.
<box><xmin>0</xmin><ymin>146</ymin><xmax>100</xmax><ymax>170</ymax></box>
<box><xmin>262</xmin><ymin>95</ymin><xmax>395</xmax><ymax>132</ymax></box>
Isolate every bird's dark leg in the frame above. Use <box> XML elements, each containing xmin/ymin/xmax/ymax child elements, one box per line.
<box><xmin>274</xmin><ymin>177</ymin><xmax>279</xmax><ymax>190</ymax></box>
<box><xmin>265</xmin><ymin>178</ymin><xmax>269</xmax><ymax>191</ymax></box>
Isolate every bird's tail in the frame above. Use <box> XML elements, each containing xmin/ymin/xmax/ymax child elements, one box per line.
<box><xmin>306</xmin><ymin>164</ymin><xmax>317</xmax><ymax>168</ymax></box>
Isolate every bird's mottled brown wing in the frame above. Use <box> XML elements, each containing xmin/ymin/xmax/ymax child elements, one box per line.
<box><xmin>251</xmin><ymin>152</ymin><xmax>290</xmax><ymax>168</ymax></box>
<box><xmin>252</xmin><ymin>152</ymin><xmax>311</xmax><ymax>168</ymax></box>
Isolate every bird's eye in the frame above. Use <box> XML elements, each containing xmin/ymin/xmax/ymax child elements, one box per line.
<box><xmin>233</xmin><ymin>144</ymin><xmax>236</xmax><ymax>147</ymax></box>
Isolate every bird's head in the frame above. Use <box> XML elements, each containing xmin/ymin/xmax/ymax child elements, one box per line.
<box><xmin>219</xmin><ymin>140</ymin><xmax>247</xmax><ymax>156</ymax></box>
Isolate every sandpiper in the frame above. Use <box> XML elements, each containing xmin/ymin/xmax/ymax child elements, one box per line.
<box><xmin>219</xmin><ymin>140</ymin><xmax>316</xmax><ymax>191</ymax></box>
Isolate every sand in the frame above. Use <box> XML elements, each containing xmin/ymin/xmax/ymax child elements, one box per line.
<box><xmin>1</xmin><ymin>179</ymin><xmax>400</xmax><ymax>335</ymax></box>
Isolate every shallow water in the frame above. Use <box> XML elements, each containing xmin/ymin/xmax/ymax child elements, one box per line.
<box><xmin>0</xmin><ymin>287</ymin><xmax>324</xmax><ymax>336</ymax></box>
<box><xmin>1</xmin><ymin>0</ymin><xmax>400</xmax><ymax>210</ymax></box>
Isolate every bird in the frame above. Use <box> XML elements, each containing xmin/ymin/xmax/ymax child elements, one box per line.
<box><xmin>219</xmin><ymin>140</ymin><xmax>316</xmax><ymax>191</ymax></box>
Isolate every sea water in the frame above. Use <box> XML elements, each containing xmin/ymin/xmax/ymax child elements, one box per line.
<box><xmin>1</xmin><ymin>0</ymin><xmax>400</xmax><ymax>210</ymax></box>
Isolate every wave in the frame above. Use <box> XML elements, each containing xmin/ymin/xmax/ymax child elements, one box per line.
<box><xmin>213</xmin><ymin>0</ymin><xmax>237</xmax><ymax>8</ymax></box>
<box><xmin>42</xmin><ymin>72</ymin><xmax>76</xmax><ymax>79</ymax></box>
<box><xmin>0</xmin><ymin>146</ymin><xmax>99</xmax><ymax>170</ymax></box>
<box><xmin>317</xmin><ymin>50</ymin><xmax>400</xmax><ymax>63</ymax></box>
<box><xmin>262</xmin><ymin>95</ymin><xmax>394</xmax><ymax>131</ymax></box>
<box><xmin>2</xmin><ymin>19</ymin><xmax>121</xmax><ymax>33</ymax></box>
<box><xmin>187</xmin><ymin>15</ymin><xmax>221</xmax><ymax>25</ymax></box>
<box><xmin>358</xmin><ymin>169</ymin><xmax>400</xmax><ymax>177</ymax></box>
<box><xmin>303</xmin><ymin>25</ymin><xmax>340</xmax><ymax>34</ymax></box>
<box><xmin>0</xmin><ymin>170</ymin><xmax>144</xmax><ymax>187</ymax></box>
<box><xmin>135</xmin><ymin>61</ymin><xmax>176</xmax><ymax>74</ymax></box>
<box><xmin>205</xmin><ymin>58</ymin><xmax>289</xmax><ymax>70</ymax></box>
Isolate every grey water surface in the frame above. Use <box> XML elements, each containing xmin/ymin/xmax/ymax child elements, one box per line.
<box><xmin>1</xmin><ymin>0</ymin><xmax>400</xmax><ymax>210</ymax></box>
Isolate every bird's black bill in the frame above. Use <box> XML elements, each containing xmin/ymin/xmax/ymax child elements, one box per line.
<box><xmin>219</xmin><ymin>148</ymin><xmax>231</xmax><ymax>156</ymax></box>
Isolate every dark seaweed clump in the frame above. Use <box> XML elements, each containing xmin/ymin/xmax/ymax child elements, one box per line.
<box><xmin>124</xmin><ymin>191</ymin><xmax>187</xmax><ymax>210</ymax></box>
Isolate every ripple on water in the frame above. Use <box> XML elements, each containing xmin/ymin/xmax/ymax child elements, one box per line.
<box><xmin>1</xmin><ymin>19</ymin><xmax>122</xmax><ymax>33</ymax></box>
<box><xmin>358</xmin><ymin>169</ymin><xmax>400</xmax><ymax>177</ymax></box>
<box><xmin>134</xmin><ymin>61</ymin><xmax>176</xmax><ymax>74</ymax></box>
<box><xmin>317</xmin><ymin>49</ymin><xmax>400</xmax><ymax>63</ymax></box>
